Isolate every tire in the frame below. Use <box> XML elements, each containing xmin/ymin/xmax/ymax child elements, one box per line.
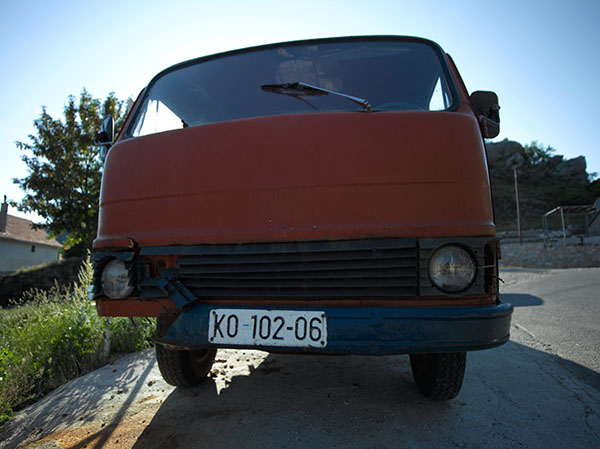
<box><xmin>409</xmin><ymin>352</ymin><xmax>466</xmax><ymax>400</ymax></box>
<box><xmin>155</xmin><ymin>344</ymin><xmax>217</xmax><ymax>387</ymax></box>
<box><xmin>155</xmin><ymin>317</ymin><xmax>216</xmax><ymax>388</ymax></box>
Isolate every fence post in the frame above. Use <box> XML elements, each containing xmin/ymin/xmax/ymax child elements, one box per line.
<box><xmin>560</xmin><ymin>207</ymin><xmax>567</xmax><ymax>242</ymax></box>
<box><xmin>103</xmin><ymin>317</ymin><xmax>112</xmax><ymax>359</ymax></box>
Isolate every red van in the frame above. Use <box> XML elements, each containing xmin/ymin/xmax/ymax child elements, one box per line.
<box><xmin>92</xmin><ymin>36</ymin><xmax>512</xmax><ymax>400</ymax></box>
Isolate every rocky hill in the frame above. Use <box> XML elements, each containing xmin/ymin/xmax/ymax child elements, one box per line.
<box><xmin>486</xmin><ymin>139</ymin><xmax>600</xmax><ymax>231</ymax></box>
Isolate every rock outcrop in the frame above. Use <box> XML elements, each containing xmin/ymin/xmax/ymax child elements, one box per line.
<box><xmin>485</xmin><ymin>139</ymin><xmax>598</xmax><ymax>230</ymax></box>
<box><xmin>554</xmin><ymin>156</ymin><xmax>588</xmax><ymax>185</ymax></box>
<box><xmin>486</xmin><ymin>139</ymin><xmax>589</xmax><ymax>185</ymax></box>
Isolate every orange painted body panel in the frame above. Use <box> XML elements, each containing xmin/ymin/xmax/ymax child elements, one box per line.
<box><xmin>96</xmin><ymin>296</ymin><xmax>495</xmax><ymax>317</ymax></box>
<box><xmin>95</xmin><ymin>109</ymin><xmax>493</xmax><ymax>249</ymax></box>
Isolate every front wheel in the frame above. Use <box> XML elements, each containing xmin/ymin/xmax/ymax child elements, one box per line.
<box><xmin>409</xmin><ymin>352</ymin><xmax>466</xmax><ymax>400</ymax></box>
<box><xmin>155</xmin><ymin>344</ymin><xmax>217</xmax><ymax>387</ymax></box>
<box><xmin>155</xmin><ymin>316</ymin><xmax>216</xmax><ymax>387</ymax></box>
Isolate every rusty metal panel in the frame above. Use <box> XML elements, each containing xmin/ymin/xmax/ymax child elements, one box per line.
<box><xmin>94</xmin><ymin>112</ymin><xmax>494</xmax><ymax>249</ymax></box>
<box><xmin>156</xmin><ymin>302</ymin><xmax>514</xmax><ymax>355</ymax></box>
<box><xmin>96</xmin><ymin>299</ymin><xmax>177</xmax><ymax>317</ymax></box>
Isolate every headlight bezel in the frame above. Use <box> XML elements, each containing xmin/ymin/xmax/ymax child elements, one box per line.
<box><xmin>427</xmin><ymin>244</ymin><xmax>477</xmax><ymax>294</ymax></box>
<box><xmin>101</xmin><ymin>258</ymin><xmax>135</xmax><ymax>299</ymax></box>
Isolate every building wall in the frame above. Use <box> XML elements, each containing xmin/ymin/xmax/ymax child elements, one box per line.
<box><xmin>0</xmin><ymin>239</ymin><xmax>59</xmax><ymax>273</ymax></box>
<box><xmin>589</xmin><ymin>218</ymin><xmax>600</xmax><ymax>236</ymax></box>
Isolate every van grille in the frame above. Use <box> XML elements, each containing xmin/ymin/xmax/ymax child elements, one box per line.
<box><xmin>140</xmin><ymin>238</ymin><xmax>418</xmax><ymax>299</ymax></box>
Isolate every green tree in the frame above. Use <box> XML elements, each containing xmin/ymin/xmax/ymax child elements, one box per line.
<box><xmin>13</xmin><ymin>90</ymin><xmax>127</xmax><ymax>254</ymax></box>
<box><xmin>523</xmin><ymin>141</ymin><xmax>556</xmax><ymax>166</ymax></box>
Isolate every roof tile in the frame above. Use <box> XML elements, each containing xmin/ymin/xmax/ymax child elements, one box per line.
<box><xmin>0</xmin><ymin>214</ymin><xmax>61</xmax><ymax>247</ymax></box>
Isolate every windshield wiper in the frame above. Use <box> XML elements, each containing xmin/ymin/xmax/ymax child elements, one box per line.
<box><xmin>261</xmin><ymin>82</ymin><xmax>372</xmax><ymax>112</ymax></box>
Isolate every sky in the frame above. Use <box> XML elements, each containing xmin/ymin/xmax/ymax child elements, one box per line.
<box><xmin>1</xmin><ymin>0</ymin><xmax>599</xmax><ymax>222</ymax></box>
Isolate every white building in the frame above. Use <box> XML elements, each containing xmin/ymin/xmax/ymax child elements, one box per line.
<box><xmin>0</xmin><ymin>196</ymin><xmax>61</xmax><ymax>274</ymax></box>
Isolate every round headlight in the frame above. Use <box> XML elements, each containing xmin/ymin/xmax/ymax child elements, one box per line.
<box><xmin>428</xmin><ymin>245</ymin><xmax>476</xmax><ymax>293</ymax></box>
<box><xmin>101</xmin><ymin>259</ymin><xmax>134</xmax><ymax>299</ymax></box>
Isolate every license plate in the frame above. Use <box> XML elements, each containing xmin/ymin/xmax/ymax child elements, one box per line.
<box><xmin>208</xmin><ymin>309</ymin><xmax>327</xmax><ymax>348</ymax></box>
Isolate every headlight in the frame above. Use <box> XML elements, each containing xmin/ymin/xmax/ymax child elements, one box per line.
<box><xmin>101</xmin><ymin>259</ymin><xmax>134</xmax><ymax>299</ymax></box>
<box><xmin>428</xmin><ymin>245</ymin><xmax>476</xmax><ymax>293</ymax></box>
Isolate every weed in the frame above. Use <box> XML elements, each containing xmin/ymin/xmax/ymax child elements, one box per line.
<box><xmin>0</xmin><ymin>257</ymin><xmax>154</xmax><ymax>426</ymax></box>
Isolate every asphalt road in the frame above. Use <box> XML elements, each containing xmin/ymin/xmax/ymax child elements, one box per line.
<box><xmin>501</xmin><ymin>267</ymin><xmax>600</xmax><ymax>389</ymax></box>
<box><xmin>1</xmin><ymin>268</ymin><xmax>599</xmax><ymax>449</ymax></box>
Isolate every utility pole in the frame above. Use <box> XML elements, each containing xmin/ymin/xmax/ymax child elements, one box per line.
<box><xmin>513</xmin><ymin>166</ymin><xmax>522</xmax><ymax>244</ymax></box>
<box><xmin>506</xmin><ymin>154</ymin><xmax>524</xmax><ymax>244</ymax></box>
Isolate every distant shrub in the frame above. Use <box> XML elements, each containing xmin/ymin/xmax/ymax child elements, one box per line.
<box><xmin>13</xmin><ymin>260</ymin><xmax>57</xmax><ymax>275</ymax></box>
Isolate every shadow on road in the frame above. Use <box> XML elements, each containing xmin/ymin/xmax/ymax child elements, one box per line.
<box><xmin>65</xmin><ymin>357</ymin><xmax>157</xmax><ymax>449</ymax></box>
<box><xmin>501</xmin><ymin>293</ymin><xmax>544</xmax><ymax>307</ymax></box>
<box><xmin>2</xmin><ymin>335</ymin><xmax>599</xmax><ymax>448</ymax></box>
<box><xmin>132</xmin><ymin>352</ymin><xmax>425</xmax><ymax>448</ymax></box>
<box><xmin>0</xmin><ymin>351</ymin><xmax>158</xmax><ymax>449</ymax></box>
<box><xmin>130</xmin><ymin>342</ymin><xmax>600</xmax><ymax>449</ymax></box>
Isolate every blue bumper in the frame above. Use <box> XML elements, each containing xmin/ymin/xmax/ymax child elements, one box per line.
<box><xmin>159</xmin><ymin>302</ymin><xmax>513</xmax><ymax>355</ymax></box>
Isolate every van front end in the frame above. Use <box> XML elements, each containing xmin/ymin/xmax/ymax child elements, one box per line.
<box><xmin>92</xmin><ymin>36</ymin><xmax>512</xmax><ymax>400</ymax></box>
<box><xmin>92</xmin><ymin>236</ymin><xmax>511</xmax><ymax>353</ymax></box>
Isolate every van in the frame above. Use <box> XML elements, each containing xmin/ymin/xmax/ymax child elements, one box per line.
<box><xmin>92</xmin><ymin>36</ymin><xmax>512</xmax><ymax>400</ymax></box>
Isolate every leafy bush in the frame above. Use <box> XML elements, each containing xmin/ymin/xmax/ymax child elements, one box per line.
<box><xmin>0</xmin><ymin>258</ymin><xmax>154</xmax><ymax>426</ymax></box>
<box><xmin>109</xmin><ymin>317</ymin><xmax>154</xmax><ymax>354</ymax></box>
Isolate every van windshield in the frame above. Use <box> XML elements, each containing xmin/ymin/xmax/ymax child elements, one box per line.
<box><xmin>130</xmin><ymin>38</ymin><xmax>456</xmax><ymax>137</ymax></box>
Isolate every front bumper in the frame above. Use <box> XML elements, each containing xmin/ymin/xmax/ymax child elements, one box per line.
<box><xmin>156</xmin><ymin>302</ymin><xmax>513</xmax><ymax>355</ymax></box>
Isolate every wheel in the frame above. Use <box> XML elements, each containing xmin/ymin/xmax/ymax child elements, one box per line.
<box><xmin>155</xmin><ymin>317</ymin><xmax>216</xmax><ymax>387</ymax></box>
<box><xmin>409</xmin><ymin>352</ymin><xmax>466</xmax><ymax>400</ymax></box>
<box><xmin>155</xmin><ymin>344</ymin><xmax>217</xmax><ymax>387</ymax></box>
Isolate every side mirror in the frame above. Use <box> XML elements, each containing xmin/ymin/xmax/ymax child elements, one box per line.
<box><xmin>470</xmin><ymin>91</ymin><xmax>500</xmax><ymax>138</ymax></box>
<box><xmin>94</xmin><ymin>115</ymin><xmax>115</xmax><ymax>156</ymax></box>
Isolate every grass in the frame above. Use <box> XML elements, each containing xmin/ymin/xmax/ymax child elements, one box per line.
<box><xmin>0</xmin><ymin>258</ymin><xmax>155</xmax><ymax>426</ymax></box>
<box><xmin>14</xmin><ymin>260</ymin><xmax>58</xmax><ymax>275</ymax></box>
